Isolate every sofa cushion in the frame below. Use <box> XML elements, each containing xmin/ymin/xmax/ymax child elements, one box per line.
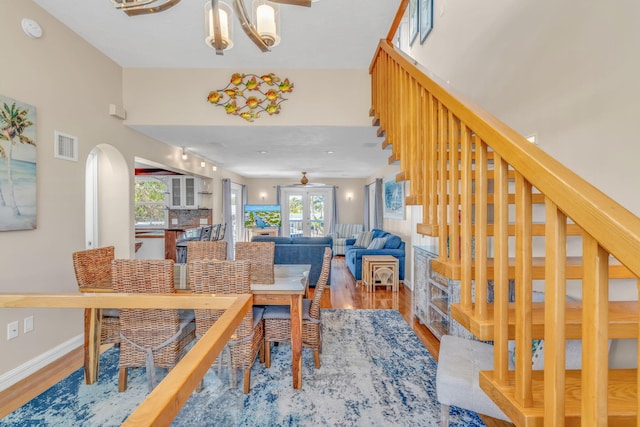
<box><xmin>371</xmin><ymin>229</ymin><xmax>387</xmax><ymax>239</ymax></box>
<box><xmin>291</xmin><ymin>236</ymin><xmax>332</xmax><ymax>245</ymax></box>
<box><xmin>367</xmin><ymin>237</ymin><xmax>387</xmax><ymax>249</ymax></box>
<box><xmin>384</xmin><ymin>235</ymin><xmax>402</xmax><ymax>249</ymax></box>
<box><xmin>354</xmin><ymin>231</ymin><xmax>374</xmax><ymax>248</ymax></box>
<box><xmin>252</xmin><ymin>236</ymin><xmax>292</xmax><ymax>244</ymax></box>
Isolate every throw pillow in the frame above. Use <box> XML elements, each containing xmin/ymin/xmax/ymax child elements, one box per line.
<box><xmin>367</xmin><ymin>237</ymin><xmax>387</xmax><ymax>250</ymax></box>
<box><xmin>384</xmin><ymin>235</ymin><xmax>402</xmax><ymax>249</ymax></box>
<box><xmin>354</xmin><ymin>231</ymin><xmax>374</xmax><ymax>248</ymax></box>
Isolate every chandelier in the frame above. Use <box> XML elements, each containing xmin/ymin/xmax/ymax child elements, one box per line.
<box><xmin>112</xmin><ymin>0</ymin><xmax>317</xmax><ymax>54</ymax></box>
<box><xmin>205</xmin><ymin>0</ymin><xmax>316</xmax><ymax>55</ymax></box>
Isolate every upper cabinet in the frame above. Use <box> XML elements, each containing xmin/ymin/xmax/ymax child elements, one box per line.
<box><xmin>168</xmin><ymin>176</ymin><xmax>198</xmax><ymax>209</ymax></box>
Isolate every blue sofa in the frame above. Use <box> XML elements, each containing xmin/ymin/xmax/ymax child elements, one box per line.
<box><xmin>250</xmin><ymin>235</ymin><xmax>332</xmax><ymax>287</ymax></box>
<box><xmin>344</xmin><ymin>229</ymin><xmax>405</xmax><ymax>281</ymax></box>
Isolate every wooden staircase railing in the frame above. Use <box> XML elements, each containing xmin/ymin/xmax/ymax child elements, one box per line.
<box><xmin>370</xmin><ymin>6</ymin><xmax>640</xmax><ymax>425</ymax></box>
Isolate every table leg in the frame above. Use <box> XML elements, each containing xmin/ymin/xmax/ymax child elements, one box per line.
<box><xmin>84</xmin><ymin>307</ymin><xmax>102</xmax><ymax>385</ymax></box>
<box><xmin>290</xmin><ymin>294</ymin><xmax>303</xmax><ymax>389</ymax></box>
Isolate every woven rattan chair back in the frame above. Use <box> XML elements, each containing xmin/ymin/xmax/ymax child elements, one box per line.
<box><xmin>112</xmin><ymin>259</ymin><xmax>195</xmax><ymax>391</ymax></box>
<box><xmin>72</xmin><ymin>246</ymin><xmax>120</xmax><ymax>346</ymax></box>
<box><xmin>72</xmin><ymin>246</ymin><xmax>114</xmax><ymax>289</ymax></box>
<box><xmin>309</xmin><ymin>247</ymin><xmax>332</xmax><ymax>320</ymax></box>
<box><xmin>235</xmin><ymin>241</ymin><xmax>275</xmax><ymax>284</ymax></box>
<box><xmin>188</xmin><ymin>259</ymin><xmax>264</xmax><ymax>393</ymax></box>
<box><xmin>186</xmin><ymin>240</ymin><xmax>228</xmax><ymax>264</ymax></box>
<box><xmin>188</xmin><ymin>260</ymin><xmax>252</xmax><ymax>338</ymax></box>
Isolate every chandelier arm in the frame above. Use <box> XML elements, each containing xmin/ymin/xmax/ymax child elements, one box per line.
<box><xmin>117</xmin><ymin>0</ymin><xmax>181</xmax><ymax>16</ymax></box>
<box><xmin>269</xmin><ymin>0</ymin><xmax>311</xmax><ymax>6</ymax></box>
<box><xmin>233</xmin><ymin>0</ymin><xmax>271</xmax><ymax>52</ymax></box>
<box><xmin>112</xmin><ymin>0</ymin><xmax>155</xmax><ymax>9</ymax></box>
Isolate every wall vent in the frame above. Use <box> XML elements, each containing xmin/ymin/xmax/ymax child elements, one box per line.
<box><xmin>54</xmin><ymin>131</ymin><xmax>78</xmax><ymax>161</ymax></box>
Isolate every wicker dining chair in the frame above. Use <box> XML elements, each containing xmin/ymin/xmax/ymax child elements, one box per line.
<box><xmin>263</xmin><ymin>247</ymin><xmax>332</xmax><ymax>369</ymax></box>
<box><xmin>188</xmin><ymin>259</ymin><xmax>265</xmax><ymax>394</ymax></box>
<box><xmin>72</xmin><ymin>246</ymin><xmax>120</xmax><ymax>347</ymax></box>
<box><xmin>112</xmin><ymin>259</ymin><xmax>196</xmax><ymax>392</ymax></box>
<box><xmin>235</xmin><ymin>241</ymin><xmax>275</xmax><ymax>284</ymax></box>
<box><xmin>186</xmin><ymin>240</ymin><xmax>228</xmax><ymax>263</ymax></box>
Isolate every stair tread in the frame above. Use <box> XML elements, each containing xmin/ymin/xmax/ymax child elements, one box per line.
<box><xmin>431</xmin><ymin>256</ymin><xmax>635</xmax><ymax>280</ymax></box>
<box><xmin>479</xmin><ymin>369</ymin><xmax>637</xmax><ymax>427</ymax></box>
<box><xmin>450</xmin><ymin>301</ymin><xmax>638</xmax><ymax>340</ymax></box>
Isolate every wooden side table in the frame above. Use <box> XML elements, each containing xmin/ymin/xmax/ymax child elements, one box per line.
<box><xmin>361</xmin><ymin>255</ymin><xmax>399</xmax><ymax>293</ymax></box>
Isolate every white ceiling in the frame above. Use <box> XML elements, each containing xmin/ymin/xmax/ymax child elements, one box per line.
<box><xmin>33</xmin><ymin>0</ymin><xmax>400</xmax><ymax>179</ymax></box>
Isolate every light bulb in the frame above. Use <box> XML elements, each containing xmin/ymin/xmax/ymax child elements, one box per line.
<box><xmin>257</xmin><ymin>5</ymin><xmax>276</xmax><ymax>37</ymax></box>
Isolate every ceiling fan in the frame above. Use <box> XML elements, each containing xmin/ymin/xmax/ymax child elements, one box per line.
<box><xmin>289</xmin><ymin>171</ymin><xmax>327</xmax><ymax>187</ymax></box>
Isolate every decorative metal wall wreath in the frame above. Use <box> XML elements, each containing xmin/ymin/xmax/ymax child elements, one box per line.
<box><xmin>207</xmin><ymin>73</ymin><xmax>293</xmax><ymax>122</ymax></box>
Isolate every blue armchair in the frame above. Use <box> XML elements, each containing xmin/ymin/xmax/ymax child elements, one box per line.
<box><xmin>328</xmin><ymin>224</ymin><xmax>363</xmax><ymax>255</ymax></box>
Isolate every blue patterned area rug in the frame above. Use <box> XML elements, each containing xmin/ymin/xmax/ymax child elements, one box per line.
<box><xmin>1</xmin><ymin>310</ymin><xmax>484</xmax><ymax>427</ymax></box>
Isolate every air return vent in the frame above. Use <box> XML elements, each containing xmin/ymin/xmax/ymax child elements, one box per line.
<box><xmin>54</xmin><ymin>131</ymin><xmax>78</xmax><ymax>161</ymax></box>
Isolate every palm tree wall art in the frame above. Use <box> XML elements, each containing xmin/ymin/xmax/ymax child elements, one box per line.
<box><xmin>0</xmin><ymin>95</ymin><xmax>37</xmax><ymax>231</ymax></box>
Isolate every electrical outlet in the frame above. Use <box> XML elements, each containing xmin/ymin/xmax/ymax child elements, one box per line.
<box><xmin>7</xmin><ymin>321</ymin><xmax>19</xmax><ymax>340</ymax></box>
<box><xmin>24</xmin><ymin>316</ymin><xmax>34</xmax><ymax>333</ymax></box>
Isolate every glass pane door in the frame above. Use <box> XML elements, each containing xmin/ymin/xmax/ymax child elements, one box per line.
<box><xmin>309</xmin><ymin>194</ymin><xmax>325</xmax><ymax>237</ymax></box>
<box><xmin>287</xmin><ymin>194</ymin><xmax>304</xmax><ymax>237</ymax></box>
<box><xmin>281</xmin><ymin>188</ymin><xmax>332</xmax><ymax>237</ymax></box>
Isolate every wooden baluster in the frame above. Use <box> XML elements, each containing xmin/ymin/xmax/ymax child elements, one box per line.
<box><xmin>474</xmin><ymin>139</ymin><xmax>489</xmax><ymax>320</ymax></box>
<box><xmin>515</xmin><ymin>172</ymin><xmax>533</xmax><ymax>407</ymax></box>
<box><xmin>582</xmin><ymin>234</ymin><xmax>609</xmax><ymax>425</ymax></box>
<box><xmin>438</xmin><ymin>102</ymin><xmax>448</xmax><ymax>258</ymax></box>
<box><xmin>448</xmin><ymin>111</ymin><xmax>460</xmax><ymax>264</ymax></box>
<box><xmin>544</xmin><ymin>198</ymin><xmax>567</xmax><ymax>426</ymax></box>
<box><xmin>460</xmin><ymin>124</ymin><xmax>473</xmax><ymax>310</ymax></box>
<box><xmin>494</xmin><ymin>153</ymin><xmax>510</xmax><ymax>384</ymax></box>
<box><xmin>420</xmin><ymin>92</ymin><xmax>438</xmax><ymax>233</ymax></box>
<box><xmin>428</xmin><ymin>93</ymin><xmax>437</xmax><ymax>229</ymax></box>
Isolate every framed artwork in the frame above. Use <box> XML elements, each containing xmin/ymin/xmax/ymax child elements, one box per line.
<box><xmin>0</xmin><ymin>95</ymin><xmax>37</xmax><ymax>231</ymax></box>
<box><xmin>420</xmin><ymin>0</ymin><xmax>433</xmax><ymax>44</ymax></box>
<box><xmin>409</xmin><ymin>0</ymin><xmax>418</xmax><ymax>46</ymax></box>
<box><xmin>383</xmin><ymin>176</ymin><xmax>405</xmax><ymax>220</ymax></box>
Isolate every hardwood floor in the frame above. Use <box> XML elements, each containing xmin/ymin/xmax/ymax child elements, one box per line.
<box><xmin>0</xmin><ymin>256</ymin><xmax>511</xmax><ymax>426</ymax></box>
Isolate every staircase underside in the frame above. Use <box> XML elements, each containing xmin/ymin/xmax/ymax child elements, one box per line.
<box><xmin>431</xmin><ymin>257</ymin><xmax>635</xmax><ymax>282</ymax></box>
<box><xmin>479</xmin><ymin>369</ymin><xmax>638</xmax><ymax>427</ymax></box>
<box><xmin>450</xmin><ymin>301</ymin><xmax>638</xmax><ymax>341</ymax></box>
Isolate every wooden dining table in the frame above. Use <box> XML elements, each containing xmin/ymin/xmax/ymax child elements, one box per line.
<box><xmin>82</xmin><ymin>263</ymin><xmax>310</xmax><ymax>390</ymax></box>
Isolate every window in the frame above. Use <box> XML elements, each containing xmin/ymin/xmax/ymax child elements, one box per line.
<box><xmin>135</xmin><ymin>177</ymin><xmax>167</xmax><ymax>227</ymax></box>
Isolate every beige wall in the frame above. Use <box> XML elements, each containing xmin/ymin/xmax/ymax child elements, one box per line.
<box><xmin>123</xmin><ymin>68</ymin><xmax>373</xmax><ymax>127</ymax></box>
<box><xmin>0</xmin><ymin>2</ymin><xmax>214</xmax><ymax>376</ymax></box>
<box><xmin>407</xmin><ymin>0</ymin><xmax>640</xmax><ymax>217</ymax></box>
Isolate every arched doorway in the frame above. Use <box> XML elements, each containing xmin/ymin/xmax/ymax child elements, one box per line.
<box><xmin>85</xmin><ymin>144</ymin><xmax>130</xmax><ymax>257</ymax></box>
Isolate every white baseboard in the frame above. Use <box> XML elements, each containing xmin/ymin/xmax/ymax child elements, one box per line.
<box><xmin>0</xmin><ymin>334</ymin><xmax>83</xmax><ymax>392</ymax></box>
